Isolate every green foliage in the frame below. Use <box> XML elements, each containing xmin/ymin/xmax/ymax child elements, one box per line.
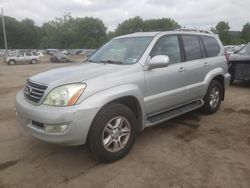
<box><xmin>211</xmin><ymin>21</ymin><xmax>250</xmax><ymax>45</ymax></box>
<box><xmin>114</xmin><ymin>16</ymin><xmax>145</xmax><ymax>36</ymax></box>
<box><xmin>214</xmin><ymin>21</ymin><xmax>231</xmax><ymax>45</ymax></box>
<box><xmin>241</xmin><ymin>23</ymin><xmax>250</xmax><ymax>43</ymax></box>
<box><xmin>39</xmin><ymin>14</ymin><xmax>107</xmax><ymax>49</ymax></box>
<box><xmin>0</xmin><ymin>16</ymin><xmax>40</xmax><ymax>49</ymax></box>
<box><xmin>1</xmin><ymin>14</ymin><xmax>250</xmax><ymax>49</ymax></box>
<box><xmin>144</xmin><ymin>18</ymin><xmax>180</xmax><ymax>31</ymax></box>
<box><xmin>114</xmin><ymin>16</ymin><xmax>180</xmax><ymax>36</ymax></box>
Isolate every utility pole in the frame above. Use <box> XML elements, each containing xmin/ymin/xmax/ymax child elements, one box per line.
<box><xmin>1</xmin><ymin>7</ymin><xmax>8</xmax><ymax>56</ymax></box>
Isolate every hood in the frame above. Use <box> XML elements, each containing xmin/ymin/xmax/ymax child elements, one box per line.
<box><xmin>30</xmin><ymin>62</ymin><xmax>122</xmax><ymax>86</ymax></box>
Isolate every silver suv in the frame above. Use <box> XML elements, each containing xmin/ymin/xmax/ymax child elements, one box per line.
<box><xmin>5</xmin><ymin>51</ymin><xmax>40</xmax><ymax>65</ymax></box>
<box><xmin>15</xmin><ymin>30</ymin><xmax>231</xmax><ymax>162</ymax></box>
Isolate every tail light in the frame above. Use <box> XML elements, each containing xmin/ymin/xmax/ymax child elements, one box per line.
<box><xmin>224</xmin><ymin>49</ymin><xmax>229</xmax><ymax>64</ymax></box>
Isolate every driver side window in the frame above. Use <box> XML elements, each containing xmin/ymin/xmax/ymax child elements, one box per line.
<box><xmin>150</xmin><ymin>35</ymin><xmax>181</xmax><ymax>64</ymax></box>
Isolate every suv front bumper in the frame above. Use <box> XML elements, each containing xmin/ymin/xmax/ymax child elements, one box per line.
<box><xmin>15</xmin><ymin>92</ymin><xmax>99</xmax><ymax>146</ymax></box>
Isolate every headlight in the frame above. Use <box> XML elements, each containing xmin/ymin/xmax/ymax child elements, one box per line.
<box><xmin>43</xmin><ymin>84</ymin><xmax>86</xmax><ymax>106</ymax></box>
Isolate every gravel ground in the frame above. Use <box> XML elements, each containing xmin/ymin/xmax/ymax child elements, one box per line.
<box><xmin>0</xmin><ymin>57</ymin><xmax>250</xmax><ymax>188</ymax></box>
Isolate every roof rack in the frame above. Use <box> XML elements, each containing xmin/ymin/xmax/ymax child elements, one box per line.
<box><xmin>175</xmin><ymin>28</ymin><xmax>214</xmax><ymax>34</ymax></box>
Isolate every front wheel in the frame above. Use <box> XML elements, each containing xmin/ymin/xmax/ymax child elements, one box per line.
<box><xmin>202</xmin><ymin>80</ymin><xmax>222</xmax><ymax>114</ymax></box>
<box><xmin>8</xmin><ymin>60</ymin><xmax>15</xmax><ymax>65</ymax></box>
<box><xmin>88</xmin><ymin>103</ymin><xmax>138</xmax><ymax>163</ymax></box>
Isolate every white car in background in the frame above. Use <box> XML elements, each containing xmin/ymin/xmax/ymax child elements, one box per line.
<box><xmin>4</xmin><ymin>52</ymin><xmax>40</xmax><ymax>65</ymax></box>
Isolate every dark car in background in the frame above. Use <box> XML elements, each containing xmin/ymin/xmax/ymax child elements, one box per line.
<box><xmin>50</xmin><ymin>53</ymin><xmax>71</xmax><ymax>63</ymax></box>
<box><xmin>229</xmin><ymin>43</ymin><xmax>250</xmax><ymax>83</ymax></box>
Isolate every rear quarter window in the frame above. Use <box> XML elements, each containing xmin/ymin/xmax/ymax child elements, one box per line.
<box><xmin>201</xmin><ymin>36</ymin><xmax>220</xmax><ymax>57</ymax></box>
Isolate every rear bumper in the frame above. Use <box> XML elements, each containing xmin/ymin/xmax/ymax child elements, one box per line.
<box><xmin>15</xmin><ymin>92</ymin><xmax>99</xmax><ymax>146</ymax></box>
<box><xmin>224</xmin><ymin>73</ymin><xmax>231</xmax><ymax>88</ymax></box>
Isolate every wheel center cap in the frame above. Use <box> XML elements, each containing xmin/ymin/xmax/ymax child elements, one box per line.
<box><xmin>112</xmin><ymin>129</ymin><xmax>120</xmax><ymax>139</ymax></box>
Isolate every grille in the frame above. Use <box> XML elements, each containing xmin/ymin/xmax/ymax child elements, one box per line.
<box><xmin>24</xmin><ymin>80</ymin><xmax>48</xmax><ymax>103</ymax></box>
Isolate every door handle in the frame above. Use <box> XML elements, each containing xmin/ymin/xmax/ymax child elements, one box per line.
<box><xmin>203</xmin><ymin>62</ymin><xmax>209</xmax><ymax>67</ymax></box>
<box><xmin>178</xmin><ymin>67</ymin><xmax>185</xmax><ymax>72</ymax></box>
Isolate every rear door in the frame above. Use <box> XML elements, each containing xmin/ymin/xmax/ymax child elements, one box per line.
<box><xmin>144</xmin><ymin>35</ymin><xmax>189</xmax><ymax>115</ymax></box>
<box><xmin>181</xmin><ymin>34</ymin><xmax>208</xmax><ymax>100</ymax></box>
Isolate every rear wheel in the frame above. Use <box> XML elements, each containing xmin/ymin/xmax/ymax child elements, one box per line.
<box><xmin>88</xmin><ymin>103</ymin><xmax>138</xmax><ymax>163</ymax></box>
<box><xmin>30</xmin><ymin>59</ymin><xmax>37</xmax><ymax>64</ymax></box>
<box><xmin>202</xmin><ymin>80</ymin><xmax>222</xmax><ymax>114</ymax></box>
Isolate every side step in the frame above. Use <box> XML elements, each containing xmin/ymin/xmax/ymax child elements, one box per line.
<box><xmin>145</xmin><ymin>100</ymin><xmax>204</xmax><ymax>127</ymax></box>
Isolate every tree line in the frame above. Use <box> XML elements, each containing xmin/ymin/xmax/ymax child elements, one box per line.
<box><xmin>0</xmin><ymin>14</ymin><xmax>250</xmax><ymax>49</ymax></box>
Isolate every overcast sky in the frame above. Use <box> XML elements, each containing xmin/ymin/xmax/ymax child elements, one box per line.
<box><xmin>1</xmin><ymin>0</ymin><xmax>249</xmax><ymax>31</ymax></box>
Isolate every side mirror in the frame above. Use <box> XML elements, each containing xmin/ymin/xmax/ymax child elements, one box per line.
<box><xmin>148</xmin><ymin>55</ymin><xmax>170</xmax><ymax>69</ymax></box>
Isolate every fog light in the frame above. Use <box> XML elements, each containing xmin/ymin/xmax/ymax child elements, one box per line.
<box><xmin>44</xmin><ymin>124</ymin><xmax>68</xmax><ymax>133</ymax></box>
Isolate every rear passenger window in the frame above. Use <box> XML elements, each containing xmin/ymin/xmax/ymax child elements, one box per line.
<box><xmin>150</xmin><ymin>35</ymin><xmax>181</xmax><ymax>64</ymax></box>
<box><xmin>201</xmin><ymin>36</ymin><xmax>220</xmax><ymax>57</ymax></box>
<box><xmin>182</xmin><ymin>35</ymin><xmax>203</xmax><ymax>61</ymax></box>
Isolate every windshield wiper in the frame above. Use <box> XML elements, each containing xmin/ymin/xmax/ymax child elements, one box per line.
<box><xmin>100</xmin><ymin>60</ymin><xmax>123</xmax><ymax>64</ymax></box>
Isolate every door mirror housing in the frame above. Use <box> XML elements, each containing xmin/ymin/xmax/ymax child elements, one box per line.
<box><xmin>148</xmin><ymin>55</ymin><xmax>170</xmax><ymax>69</ymax></box>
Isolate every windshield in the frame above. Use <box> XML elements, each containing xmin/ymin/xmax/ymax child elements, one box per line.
<box><xmin>88</xmin><ymin>36</ymin><xmax>153</xmax><ymax>64</ymax></box>
<box><xmin>239</xmin><ymin>43</ymin><xmax>250</xmax><ymax>55</ymax></box>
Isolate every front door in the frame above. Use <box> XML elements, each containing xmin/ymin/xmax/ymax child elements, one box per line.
<box><xmin>144</xmin><ymin>35</ymin><xmax>188</xmax><ymax>115</ymax></box>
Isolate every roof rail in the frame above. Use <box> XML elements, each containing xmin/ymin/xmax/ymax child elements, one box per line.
<box><xmin>175</xmin><ymin>28</ymin><xmax>214</xmax><ymax>34</ymax></box>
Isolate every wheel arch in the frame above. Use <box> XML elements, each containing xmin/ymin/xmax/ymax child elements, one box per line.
<box><xmin>212</xmin><ymin>75</ymin><xmax>225</xmax><ymax>101</ymax></box>
<box><xmin>83</xmin><ymin>84</ymin><xmax>146</xmax><ymax>146</ymax></box>
<box><xmin>8</xmin><ymin>59</ymin><xmax>16</xmax><ymax>63</ymax></box>
<box><xmin>204</xmin><ymin>68</ymin><xmax>226</xmax><ymax>101</ymax></box>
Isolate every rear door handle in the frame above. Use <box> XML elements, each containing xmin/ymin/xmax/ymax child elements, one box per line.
<box><xmin>204</xmin><ymin>62</ymin><xmax>209</xmax><ymax>67</ymax></box>
<box><xmin>178</xmin><ymin>67</ymin><xmax>185</xmax><ymax>72</ymax></box>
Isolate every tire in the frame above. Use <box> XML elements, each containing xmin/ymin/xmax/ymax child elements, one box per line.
<box><xmin>88</xmin><ymin>103</ymin><xmax>138</xmax><ymax>163</ymax></box>
<box><xmin>230</xmin><ymin>78</ymin><xmax>234</xmax><ymax>84</ymax></box>
<box><xmin>8</xmin><ymin>60</ymin><xmax>15</xmax><ymax>65</ymax></box>
<box><xmin>202</xmin><ymin>80</ymin><xmax>223</xmax><ymax>114</ymax></box>
<box><xmin>30</xmin><ymin>59</ymin><xmax>37</xmax><ymax>64</ymax></box>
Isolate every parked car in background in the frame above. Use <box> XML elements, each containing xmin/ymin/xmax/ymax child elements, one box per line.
<box><xmin>225</xmin><ymin>45</ymin><xmax>237</xmax><ymax>55</ymax></box>
<box><xmin>50</xmin><ymin>52</ymin><xmax>71</xmax><ymax>63</ymax></box>
<box><xmin>68</xmin><ymin>49</ymin><xmax>83</xmax><ymax>55</ymax></box>
<box><xmin>46</xmin><ymin>49</ymin><xmax>59</xmax><ymax>55</ymax></box>
<box><xmin>16</xmin><ymin>30</ymin><xmax>230</xmax><ymax>162</ymax></box>
<box><xmin>61</xmin><ymin>50</ymin><xmax>70</xmax><ymax>55</ymax></box>
<box><xmin>229</xmin><ymin>42</ymin><xmax>250</xmax><ymax>83</ymax></box>
<box><xmin>4</xmin><ymin>52</ymin><xmax>40</xmax><ymax>65</ymax></box>
<box><xmin>36</xmin><ymin>52</ymin><xmax>44</xmax><ymax>57</ymax></box>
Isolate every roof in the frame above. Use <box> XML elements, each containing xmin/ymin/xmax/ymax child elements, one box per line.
<box><xmin>115</xmin><ymin>32</ymin><xmax>160</xmax><ymax>39</ymax></box>
<box><xmin>114</xmin><ymin>30</ymin><xmax>217</xmax><ymax>39</ymax></box>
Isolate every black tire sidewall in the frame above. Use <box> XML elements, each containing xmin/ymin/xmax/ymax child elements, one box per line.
<box><xmin>89</xmin><ymin>103</ymin><xmax>138</xmax><ymax>162</ymax></box>
<box><xmin>203</xmin><ymin>80</ymin><xmax>222</xmax><ymax>114</ymax></box>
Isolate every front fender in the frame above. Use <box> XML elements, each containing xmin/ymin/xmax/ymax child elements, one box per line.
<box><xmin>79</xmin><ymin>84</ymin><xmax>146</xmax><ymax>129</ymax></box>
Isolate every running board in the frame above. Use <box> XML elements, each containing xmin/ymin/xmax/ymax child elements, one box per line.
<box><xmin>145</xmin><ymin>100</ymin><xmax>204</xmax><ymax>127</ymax></box>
